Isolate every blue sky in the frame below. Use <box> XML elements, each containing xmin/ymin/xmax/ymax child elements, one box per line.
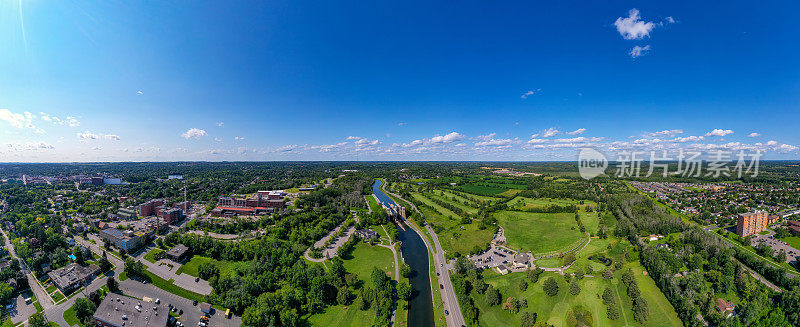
<box><xmin>1</xmin><ymin>1</ymin><xmax>798</xmax><ymax>162</ymax></box>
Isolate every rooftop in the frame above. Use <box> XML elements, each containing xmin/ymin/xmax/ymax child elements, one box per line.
<box><xmin>93</xmin><ymin>293</ymin><xmax>169</xmax><ymax>327</ymax></box>
<box><xmin>48</xmin><ymin>263</ymin><xmax>99</xmax><ymax>290</ymax></box>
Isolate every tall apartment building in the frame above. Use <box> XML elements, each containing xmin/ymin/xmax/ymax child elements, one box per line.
<box><xmin>138</xmin><ymin>199</ymin><xmax>164</xmax><ymax>217</ymax></box>
<box><xmin>736</xmin><ymin>211</ymin><xmax>769</xmax><ymax>237</ymax></box>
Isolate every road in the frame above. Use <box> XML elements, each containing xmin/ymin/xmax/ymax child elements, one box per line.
<box><xmin>380</xmin><ymin>183</ymin><xmax>465</xmax><ymax>327</ymax></box>
<box><xmin>0</xmin><ymin>227</ymin><xmax>55</xmax><ymax>321</ymax></box>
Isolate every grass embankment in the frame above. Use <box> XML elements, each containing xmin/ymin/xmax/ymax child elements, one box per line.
<box><xmin>144</xmin><ymin>248</ymin><xmax>165</xmax><ymax>263</ymax></box>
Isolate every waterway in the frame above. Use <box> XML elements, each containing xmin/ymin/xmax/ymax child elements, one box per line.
<box><xmin>372</xmin><ymin>180</ymin><xmax>434</xmax><ymax>327</ymax></box>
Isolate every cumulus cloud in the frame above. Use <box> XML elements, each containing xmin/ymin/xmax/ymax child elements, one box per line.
<box><xmin>346</xmin><ymin>136</ymin><xmax>361</xmax><ymax>140</ymax></box>
<box><xmin>77</xmin><ymin>131</ymin><xmax>99</xmax><ymax>140</ymax></box>
<box><xmin>104</xmin><ymin>134</ymin><xmax>121</xmax><ymax>141</ymax></box>
<box><xmin>629</xmin><ymin>45</ymin><xmax>651</xmax><ymax>58</ymax></box>
<box><xmin>665</xmin><ymin>16</ymin><xmax>675</xmax><ymax>24</ymax></box>
<box><xmin>234</xmin><ymin>136</ymin><xmax>245</xmax><ymax>141</ymax></box>
<box><xmin>748</xmin><ymin>132</ymin><xmax>761</xmax><ymax>137</ymax></box>
<box><xmin>356</xmin><ymin>138</ymin><xmax>380</xmax><ymax>146</ymax></box>
<box><xmin>475</xmin><ymin>138</ymin><xmax>515</xmax><ymax>147</ymax></box>
<box><xmin>541</xmin><ymin>128</ymin><xmax>559</xmax><ymax>138</ymax></box>
<box><xmin>521</xmin><ymin>89</ymin><xmax>542</xmax><ymax>99</ymax></box>
<box><xmin>397</xmin><ymin>122</ymin><xmax>407</xmax><ymax>126</ymax></box>
<box><xmin>25</xmin><ymin>141</ymin><xmax>54</xmax><ymax>150</ymax></box>
<box><xmin>0</xmin><ymin>109</ymin><xmax>35</xmax><ymax>129</ymax></box>
<box><xmin>430</xmin><ymin>132</ymin><xmax>465</xmax><ymax>144</ymax></box>
<box><xmin>566</xmin><ymin>128</ymin><xmax>586</xmax><ymax>135</ymax></box>
<box><xmin>136</xmin><ymin>91</ymin><xmax>143</xmax><ymax>96</ymax></box>
<box><xmin>647</xmin><ymin>129</ymin><xmax>683</xmax><ymax>137</ymax></box>
<box><xmin>182</xmin><ymin>128</ymin><xmax>207</xmax><ymax>139</ymax></box>
<box><xmin>705</xmin><ymin>129</ymin><xmax>734</xmax><ymax>137</ymax></box>
<box><xmin>614</xmin><ymin>9</ymin><xmax>656</xmax><ymax>40</ymax></box>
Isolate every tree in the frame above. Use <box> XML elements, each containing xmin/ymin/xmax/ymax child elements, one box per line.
<box><xmin>485</xmin><ymin>285</ymin><xmax>501</xmax><ymax>306</ymax></box>
<box><xmin>574</xmin><ymin>267</ymin><xmax>584</xmax><ymax>279</ymax></box>
<box><xmin>569</xmin><ymin>280</ymin><xmax>581</xmax><ymax>295</ymax></box>
<box><xmin>632</xmin><ymin>297</ymin><xmax>650</xmax><ymax>322</ymax></box>
<box><xmin>602</xmin><ymin>287</ymin><xmax>615</xmax><ymax>305</ymax></box>
<box><xmin>518</xmin><ymin>278</ymin><xmax>528</xmax><ymax>292</ymax></box>
<box><xmin>607</xmin><ymin>304</ymin><xmax>620</xmax><ymax>320</ymax></box>
<box><xmin>336</xmin><ymin>287</ymin><xmax>351</xmax><ymax>305</ymax></box>
<box><xmin>0</xmin><ymin>283</ymin><xmax>12</xmax><ymax>304</ymax></box>
<box><xmin>400</xmin><ymin>263</ymin><xmax>411</xmax><ymax>278</ymax></box>
<box><xmin>777</xmin><ymin>250</ymin><xmax>787</xmax><ymax>263</ymax></box>
<box><xmin>527</xmin><ymin>268</ymin><xmax>543</xmax><ymax>283</ymax></box>
<box><xmin>28</xmin><ymin>313</ymin><xmax>47</xmax><ymax>327</ymax></box>
<box><xmin>74</xmin><ymin>297</ymin><xmax>97</xmax><ymax>322</ymax></box>
<box><xmin>543</xmin><ymin>277</ymin><xmax>559</xmax><ymax>297</ymax></box>
<box><xmin>562</xmin><ymin>252</ymin><xmax>576</xmax><ymax>266</ymax></box>
<box><xmin>520</xmin><ymin>311</ymin><xmax>538</xmax><ymax>327</ymax></box>
<box><xmin>107</xmin><ymin>276</ymin><xmax>119</xmax><ymax>293</ymax></box>
<box><xmin>99</xmin><ymin>251</ymin><xmax>111</xmax><ymax>272</ymax></box>
<box><xmin>603</xmin><ymin>269</ymin><xmax>613</xmax><ymax>281</ymax></box>
<box><xmin>397</xmin><ymin>282</ymin><xmax>412</xmax><ymax>301</ymax></box>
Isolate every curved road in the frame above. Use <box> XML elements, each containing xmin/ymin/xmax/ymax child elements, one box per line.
<box><xmin>379</xmin><ymin>182</ymin><xmax>465</xmax><ymax>327</ymax></box>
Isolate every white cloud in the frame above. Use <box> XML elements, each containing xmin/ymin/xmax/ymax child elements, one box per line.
<box><xmin>475</xmin><ymin>138</ymin><xmax>515</xmax><ymax>147</ymax></box>
<box><xmin>430</xmin><ymin>132</ymin><xmax>465</xmax><ymax>144</ymax></box>
<box><xmin>24</xmin><ymin>141</ymin><xmax>54</xmax><ymax>150</ymax></box>
<box><xmin>234</xmin><ymin>136</ymin><xmax>245</xmax><ymax>141</ymax></box>
<box><xmin>527</xmin><ymin>138</ymin><xmax>546</xmax><ymax>144</ymax></box>
<box><xmin>346</xmin><ymin>136</ymin><xmax>361</xmax><ymax>140</ymax></box>
<box><xmin>566</xmin><ymin>128</ymin><xmax>586</xmax><ymax>135</ymax></box>
<box><xmin>276</xmin><ymin>145</ymin><xmax>297</xmax><ymax>152</ymax></box>
<box><xmin>356</xmin><ymin>138</ymin><xmax>380</xmax><ymax>146</ymax></box>
<box><xmin>521</xmin><ymin>89</ymin><xmax>541</xmax><ymax>99</ymax></box>
<box><xmin>629</xmin><ymin>45</ymin><xmax>651</xmax><ymax>58</ymax></box>
<box><xmin>400</xmin><ymin>139</ymin><xmax>424</xmax><ymax>147</ymax></box>
<box><xmin>397</xmin><ymin>122</ymin><xmax>407</xmax><ymax>126</ymax></box>
<box><xmin>136</xmin><ymin>91</ymin><xmax>143</xmax><ymax>96</ymax></box>
<box><xmin>541</xmin><ymin>128</ymin><xmax>559</xmax><ymax>138</ymax></box>
<box><xmin>104</xmin><ymin>134</ymin><xmax>121</xmax><ymax>141</ymax></box>
<box><xmin>217</xmin><ymin>122</ymin><xmax>224</xmax><ymax>127</ymax></box>
<box><xmin>182</xmin><ymin>128</ymin><xmax>207</xmax><ymax>139</ymax></box>
<box><xmin>64</xmin><ymin>116</ymin><xmax>80</xmax><ymax>127</ymax></box>
<box><xmin>748</xmin><ymin>132</ymin><xmax>761</xmax><ymax>137</ymax></box>
<box><xmin>647</xmin><ymin>129</ymin><xmax>683</xmax><ymax>137</ymax></box>
<box><xmin>705</xmin><ymin>129</ymin><xmax>734</xmax><ymax>137</ymax></box>
<box><xmin>665</xmin><ymin>16</ymin><xmax>675</xmax><ymax>24</ymax></box>
<box><xmin>475</xmin><ymin>133</ymin><xmax>497</xmax><ymax>141</ymax></box>
<box><xmin>0</xmin><ymin>109</ymin><xmax>34</xmax><ymax>129</ymax></box>
<box><xmin>614</xmin><ymin>9</ymin><xmax>656</xmax><ymax>40</ymax></box>
<box><xmin>77</xmin><ymin>131</ymin><xmax>99</xmax><ymax>140</ymax></box>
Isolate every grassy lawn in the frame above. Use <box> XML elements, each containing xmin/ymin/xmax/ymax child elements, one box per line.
<box><xmin>50</xmin><ymin>291</ymin><xmax>65</xmax><ymax>303</ymax></box>
<box><xmin>459</xmin><ymin>184</ymin><xmax>508</xmax><ymax>196</ymax></box>
<box><xmin>342</xmin><ymin>242</ymin><xmax>395</xmax><ymax>280</ymax></box>
<box><xmin>365</xmin><ymin>195</ymin><xmax>382</xmax><ymax>213</ymax></box>
<box><xmin>495</xmin><ymin>211</ymin><xmax>585</xmax><ymax>254</ymax></box>
<box><xmin>429</xmin><ymin>191</ymin><xmax>478</xmax><ymax>215</ymax></box>
<box><xmin>307</xmin><ymin>241</ymin><xmax>400</xmax><ymax>326</ymax></box>
<box><xmin>305</xmin><ymin>299</ymin><xmax>375</xmax><ymax>326</ymax></box>
<box><xmin>144</xmin><ymin>248</ymin><xmax>165</xmax><ymax>263</ymax></box>
<box><xmin>780</xmin><ymin>236</ymin><xmax>800</xmax><ymax>250</ymax></box>
<box><xmin>45</xmin><ymin>284</ymin><xmax>56</xmax><ymax>293</ymax></box>
<box><xmin>119</xmin><ymin>271</ymin><xmax>128</xmax><ymax>281</ymax></box>
<box><xmin>63</xmin><ymin>304</ymin><xmax>84</xmax><ymax>327</ymax></box>
<box><xmin>472</xmin><ymin>262</ymin><xmax>680</xmax><ymax>327</ymax></box>
<box><xmin>175</xmin><ymin>255</ymin><xmax>232</xmax><ymax>277</ymax></box>
<box><xmin>412</xmin><ymin>193</ymin><xmax>463</xmax><ymax>220</ymax></box>
<box><xmin>141</xmin><ymin>268</ymin><xmax>206</xmax><ymax>303</ymax></box>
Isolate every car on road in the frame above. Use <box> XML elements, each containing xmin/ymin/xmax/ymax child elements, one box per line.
<box><xmin>193</xmin><ymin>300</ymin><xmax>198</xmax><ymax>306</ymax></box>
<box><xmin>445</xmin><ymin>310</ymin><xmax>449</xmax><ymax>315</ymax></box>
<box><xmin>439</xmin><ymin>284</ymin><xmax>444</xmax><ymax>289</ymax></box>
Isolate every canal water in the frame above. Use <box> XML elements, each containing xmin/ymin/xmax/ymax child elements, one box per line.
<box><xmin>372</xmin><ymin>180</ymin><xmax>434</xmax><ymax>327</ymax></box>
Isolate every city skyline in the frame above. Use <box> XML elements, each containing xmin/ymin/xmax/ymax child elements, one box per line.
<box><xmin>1</xmin><ymin>1</ymin><xmax>799</xmax><ymax>162</ymax></box>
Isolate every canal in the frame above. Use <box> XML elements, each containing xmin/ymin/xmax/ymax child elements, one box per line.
<box><xmin>372</xmin><ymin>180</ymin><xmax>434</xmax><ymax>327</ymax></box>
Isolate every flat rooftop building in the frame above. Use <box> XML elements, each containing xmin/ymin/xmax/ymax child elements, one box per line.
<box><xmin>93</xmin><ymin>293</ymin><xmax>168</xmax><ymax>327</ymax></box>
<box><xmin>48</xmin><ymin>263</ymin><xmax>100</xmax><ymax>293</ymax></box>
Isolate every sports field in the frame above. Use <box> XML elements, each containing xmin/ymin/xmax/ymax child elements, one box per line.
<box><xmin>495</xmin><ymin>211</ymin><xmax>585</xmax><ymax>254</ymax></box>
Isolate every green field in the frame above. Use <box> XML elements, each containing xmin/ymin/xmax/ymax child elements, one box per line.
<box><xmin>342</xmin><ymin>242</ymin><xmax>395</xmax><ymax>281</ymax></box>
<box><xmin>412</xmin><ymin>193</ymin><xmax>494</xmax><ymax>256</ymax></box>
<box><xmin>144</xmin><ymin>248</ymin><xmax>164</xmax><ymax>263</ymax></box>
<box><xmin>780</xmin><ymin>236</ymin><xmax>800</xmax><ymax>250</ymax></box>
<box><xmin>496</xmin><ymin>211</ymin><xmax>585</xmax><ymax>254</ymax></box>
<box><xmin>63</xmin><ymin>304</ymin><xmax>84</xmax><ymax>327</ymax></box>
<box><xmin>175</xmin><ymin>255</ymin><xmax>234</xmax><ymax>277</ymax></box>
<box><xmin>429</xmin><ymin>191</ymin><xmax>478</xmax><ymax>214</ymax></box>
<box><xmin>306</xmin><ymin>242</ymin><xmax>397</xmax><ymax>326</ymax></box>
<box><xmin>365</xmin><ymin>195</ymin><xmax>382</xmax><ymax>213</ymax></box>
<box><xmin>459</xmin><ymin>184</ymin><xmax>508</xmax><ymax>196</ymax></box>
<box><xmin>472</xmin><ymin>263</ymin><xmax>681</xmax><ymax>327</ymax></box>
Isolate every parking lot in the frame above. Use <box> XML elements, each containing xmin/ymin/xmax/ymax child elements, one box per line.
<box><xmin>120</xmin><ymin>278</ymin><xmax>240</xmax><ymax>327</ymax></box>
<box><xmin>750</xmin><ymin>230</ymin><xmax>800</xmax><ymax>263</ymax></box>
<box><xmin>467</xmin><ymin>245</ymin><xmax>515</xmax><ymax>269</ymax></box>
